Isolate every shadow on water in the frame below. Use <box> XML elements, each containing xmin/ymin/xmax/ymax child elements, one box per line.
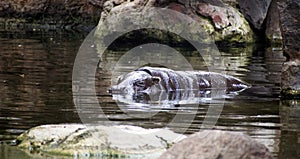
<box><xmin>0</xmin><ymin>30</ymin><xmax>299</xmax><ymax>159</ymax></box>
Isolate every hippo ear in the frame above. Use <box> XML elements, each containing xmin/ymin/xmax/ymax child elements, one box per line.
<box><xmin>152</xmin><ymin>77</ymin><xmax>160</xmax><ymax>84</ymax></box>
<box><xmin>137</xmin><ymin>67</ymin><xmax>152</xmax><ymax>75</ymax></box>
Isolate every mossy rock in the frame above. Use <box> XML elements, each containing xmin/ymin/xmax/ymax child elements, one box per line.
<box><xmin>17</xmin><ymin>124</ymin><xmax>185</xmax><ymax>158</ymax></box>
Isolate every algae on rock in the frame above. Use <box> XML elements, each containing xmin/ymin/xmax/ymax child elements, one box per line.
<box><xmin>17</xmin><ymin>124</ymin><xmax>185</xmax><ymax>158</ymax></box>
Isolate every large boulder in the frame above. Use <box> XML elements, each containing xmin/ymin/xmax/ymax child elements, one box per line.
<box><xmin>158</xmin><ymin>130</ymin><xmax>274</xmax><ymax>159</ymax></box>
<box><xmin>237</xmin><ymin>0</ymin><xmax>272</xmax><ymax>30</ymax></box>
<box><xmin>278</xmin><ymin>0</ymin><xmax>300</xmax><ymax>60</ymax></box>
<box><xmin>278</xmin><ymin>0</ymin><xmax>300</xmax><ymax>98</ymax></box>
<box><xmin>265</xmin><ymin>0</ymin><xmax>283</xmax><ymax>45</ymax></box>
<box><xmin>17</xmin><ymin>124</ymin><xmax>185</xmax><ymax>158</ymax></box>
<box><xmin>96</xmin><ymin>0</ymin><xmax>254</xmax><ymax>44</ymax></box>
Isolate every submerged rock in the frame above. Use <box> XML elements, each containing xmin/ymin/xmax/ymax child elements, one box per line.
<box><xmin>158</xmin><ymin>130</ymin><xmax>274</xmax><ymax>159</ymax></box>
<box><xmin>17</xmin><ymin>124</ymin><xmax>185</xmax><ymax>158</ymax></box>
<box><xmin>280</xmin><ymin>100</ymin><xmax>300</xmax><ymax>131</ymax></box>
<box><xmin>279</xmin><ymin>100</ymin><xmax>300</xmax><ymax>158</ymax></box>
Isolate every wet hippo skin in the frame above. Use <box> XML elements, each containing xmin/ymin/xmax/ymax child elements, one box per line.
<box><xmin>110</xmin><ymin>66</ymin><xmax>250</xmax><ymax>95</ymax></box>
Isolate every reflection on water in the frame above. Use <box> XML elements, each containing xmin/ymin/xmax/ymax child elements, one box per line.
<box><xmin>0</xmin><ymin>30</ymin><xmax>83</xmax><ymax>140</ymax></box>
<box><xmin>0</xmin><ymin>30</ymin><xmax>299</xmax><ymax>159</ymax></box>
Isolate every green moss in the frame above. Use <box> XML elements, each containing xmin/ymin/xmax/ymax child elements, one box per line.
<box><xmin>44</xmin><ymin>147</ymin><xmax>129</xmax><ymax>158</ymax></box>
<box><xmin>213</xmin><ymin>28</ymin><xmax>255</xmax><ymax>44</ymax></box>
<box><xmin>281</xmin><ymin>88</ymin><xmax>300</xmax><ymax>99</ymax></box>
<box><xmin>266</xmin><ymin>34</ymin><xmax>283</xmax><ymax>47</ymax></box>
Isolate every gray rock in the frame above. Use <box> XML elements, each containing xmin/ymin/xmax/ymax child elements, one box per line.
<box><xmin>17</xmin><ymin>124</ymin><xmax>185</xmax><ymax>158</ymax></box>
<box><xmin>265</xmin><ymin>0</ymin><xmax>283</xmax><ymax>45</ymax></box>
<box><xmin>278</xmin><ymin>0</ymin><xmax>300</xmax><ymax>60</ymax></box>
<box><xmin>277</xmin><ymin>0</ymin><xmax>300</xmax><ymax>98</ymax></box>
<box><xmin>158</xmin><ymin>130</ymin><xmax>274</xmax><ymax>159</ymax></box>
<box><xmin>0</xmin><ymin>1</ymin><xmax>10</xmax><ymax>12</ymax></box>
<box><xmin>281</xmin><ymin>60</ymin><xmax>300</xmax><ymax>98</ymax></box>
<box><xmin>238</xmin><ymin>0</ymin><xmax>272</xmax><ymax>30</ymax></box>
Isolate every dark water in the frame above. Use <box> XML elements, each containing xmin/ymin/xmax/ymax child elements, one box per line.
<box><xmin>0</xmin><ymin>29</ymin><xmax>299</xmax><ymax>159</ymax></box>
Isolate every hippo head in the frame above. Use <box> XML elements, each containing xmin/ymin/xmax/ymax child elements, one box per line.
<box><xmin>109</xmin><ymin>70</ymin><xmax>160</xmax><ymax>94</ymax></box>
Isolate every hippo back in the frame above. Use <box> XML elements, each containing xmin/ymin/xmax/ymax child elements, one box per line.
<box><xmin>137</xmin><ymin>67</ymin><xmax>199</xmax><ymax>91</ymax></box>
<box><xmin>137</xmin><ymin>67</ymin><xmax>250</xmax><ymax>93</ymax></box>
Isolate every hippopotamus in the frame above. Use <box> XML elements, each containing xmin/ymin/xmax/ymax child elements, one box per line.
<box><xmin>109</xmin><ymin>66</ymin><xmax>250</xmax><ymax>96</ymax></box>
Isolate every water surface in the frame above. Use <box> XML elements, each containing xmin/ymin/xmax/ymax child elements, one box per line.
<box><xmin>0</xmin><ymin>30</ymin><xmax>299</xmax><ymax>159</ymax></box>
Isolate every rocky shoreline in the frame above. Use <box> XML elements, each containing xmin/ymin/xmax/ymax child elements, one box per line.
<box><xmin>15</xmin><ymin>124</ymin><xmax>274</xmax><ymax>159</ymax></box>
<box><xmin>16</xmin><ymin>124</ymin><xmax>185</xmax><ymax>158</ymax></box>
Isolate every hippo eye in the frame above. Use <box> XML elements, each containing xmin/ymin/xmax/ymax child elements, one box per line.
<box><xmin>135</xmin><ymin>81</ymin><xmax>145</xmax><ymax>86</ymax></box>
